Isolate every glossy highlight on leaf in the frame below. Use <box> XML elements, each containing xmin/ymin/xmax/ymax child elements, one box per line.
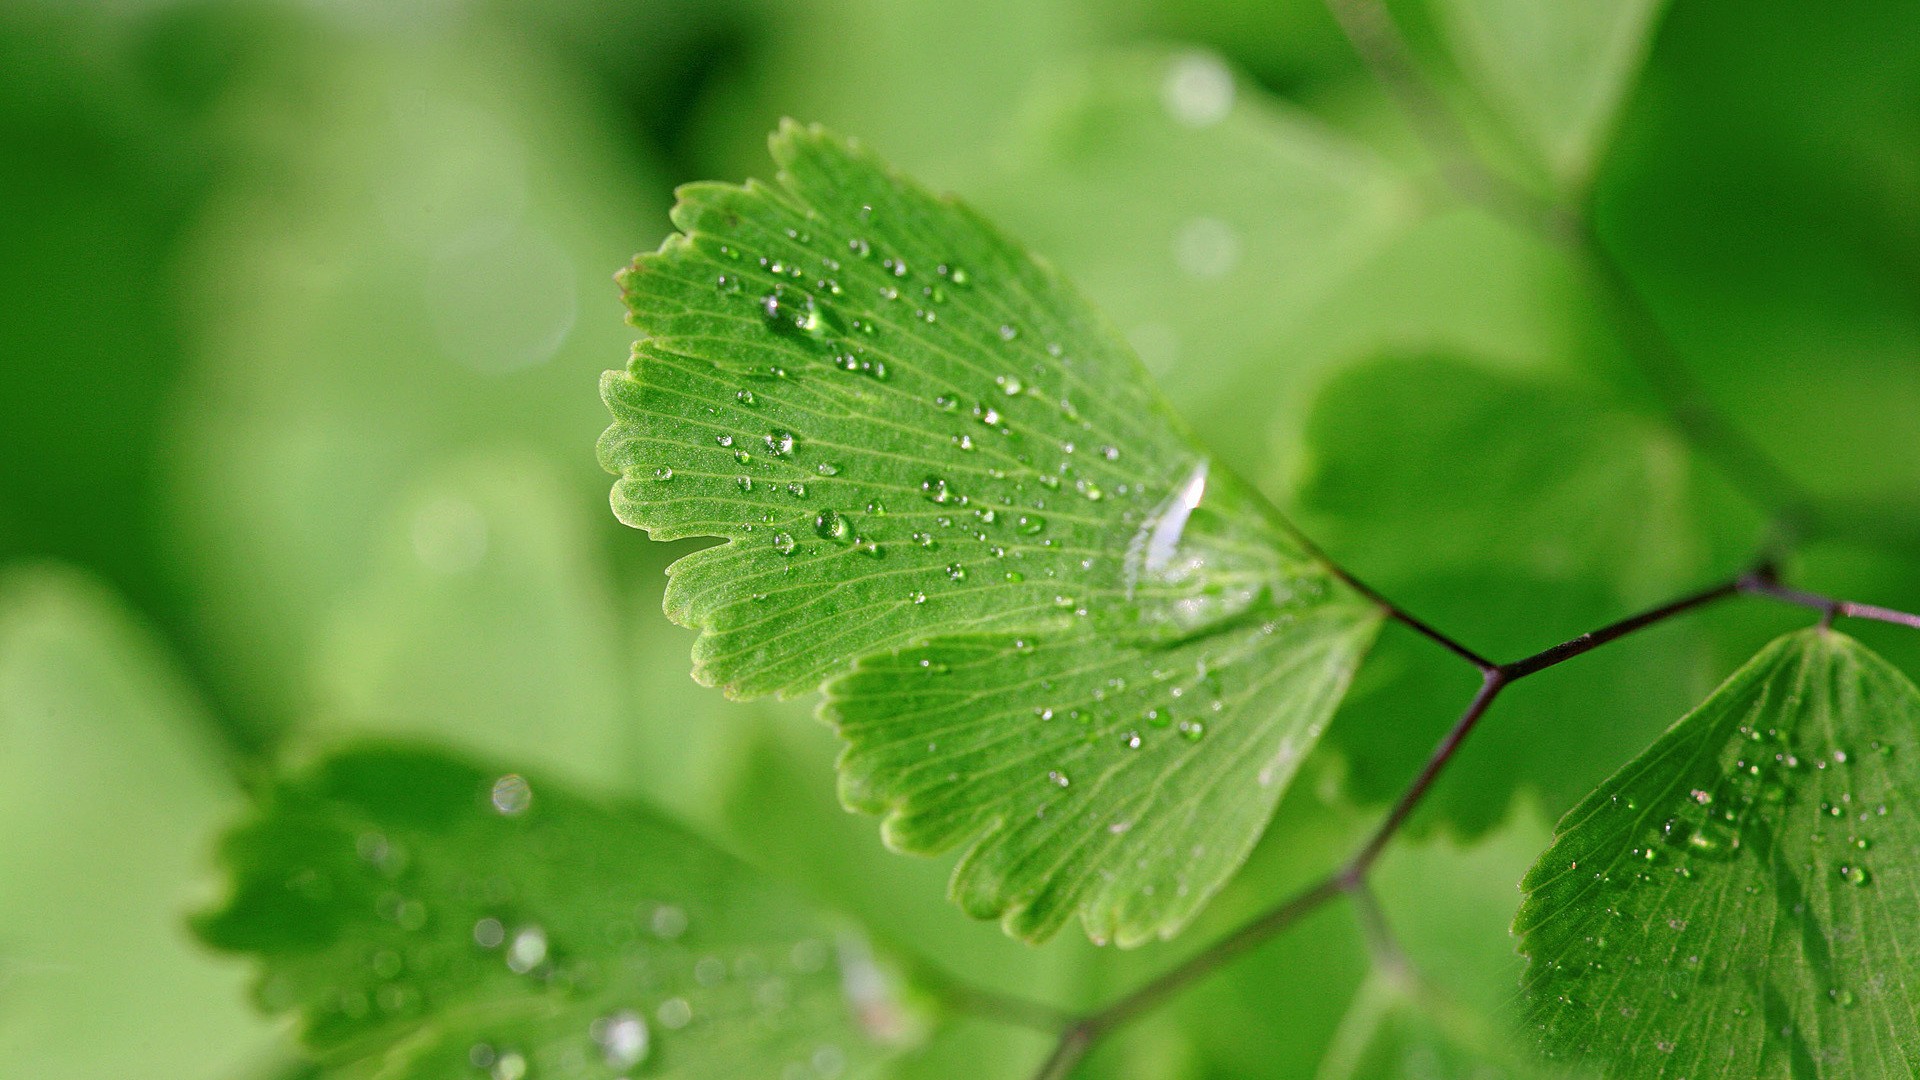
<box><xmin>198</xmin><ymin>745</ymin><xmax>923</xmax><ymax>1079</ymax></box>
<box><xmin>1517</xmin><ymin>629</ymin><xmax>1920</xmax><ymax>1076</ymax></box>
<box><xmin>598</xmin><ymin>122</ymin><xmax>1381</xmax><ymax>944</ymax></box>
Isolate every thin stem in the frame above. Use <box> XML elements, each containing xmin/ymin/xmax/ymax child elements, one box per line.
<box><xmin>1320</xmin><ymin>0</ymin><xmax>1563</xmax><ymax>236</ymax></box>
<box><xmin>1292</xmin><ymin>528</ymin><xmax>1497</xmax><ymax>671</ymax></box>
<box><xmin>923</xmin><ymin>970</ymin><xmax>1075</xmax><ymax>1033</ymax></box>
<box><xmin>1346</xmin><ymin>881</ymin><xmax>1410</xmax><ymax>977</ymax></box>
<box><xmin>1022</xmin><ymin>571</ymin><xmax>1785</xmax><ymax>1078</ymax></box>
<box><xmin>1028</xmin><ymin>876</ymin><xmax>1346</xmax><ymax>1078</ymax></box>
<box><xmin>1742</xmin><ymin>573</ymin><xmax>1920</xmax><ymax>632</ymax></box>
<box><xmin>1345</xmin><ymin>669</ymin><xmax>1506</xmax><ymax>875</ymax></box>
<box><xmin>1498</xmin><ymin>577</ymin><xmax>1749</xmax><ymax>679</ymax></box>
<box><xmin>1010</xmin><ymin>4</ymin><xmax>1920</xmax><ymax>1073</ymax></box>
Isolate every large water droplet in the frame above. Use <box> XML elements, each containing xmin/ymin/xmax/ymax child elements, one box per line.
<box><xmin>814</xmin><ymin>510</ymin><xmax>852</xmax><ymax>543</ymax></box>
<box><xmin>490</xmin><ymin>774</ymin><xmax>532</xmax><ymax>816</ymax></box>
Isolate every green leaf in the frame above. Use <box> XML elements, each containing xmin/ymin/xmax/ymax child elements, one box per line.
<box><xmin>1297</xmin><ymin>355</ymin><xmax>1762</xmax><ymax>835</ymax></box>
<box><xmin>0</xmin><ymin>564</ymin><xmax>276</xmax><ymax>1079</ymax></box>
<box><xmin>598</xmin><ymin>122</ymin><xmax>1381</xmax><ymax>945</ymax></box>
<box><xmin>199</xmin><ymin>744</ymin><xmax>926</xmax><ymax>1079</ymax></box>
<box><xmin>1432</xmin><ymin>0</ymin><xmax>1665</xmax><ymax>187</ymax></box>
<box><xmin>1517</xmin><ymin>628</ymin><xmax>1920</xmax><ymax>1075</ymax></box>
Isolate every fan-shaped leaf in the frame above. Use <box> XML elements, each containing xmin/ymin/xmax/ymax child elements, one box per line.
<box><xmin>1518</xmin><ymin>629</ymin><xmax>1920</xmax><ymax>1075</ymax></box>
<box><xmin>598</xmin><ymin>123</ymin><xmax>1381</xmax><ymax>944</ymax></box>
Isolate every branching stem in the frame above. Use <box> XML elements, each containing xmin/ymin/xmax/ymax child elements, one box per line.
<box><xmin>1019</xmin><ymin>564</ymin><xmax>1920</xmax><ymax>1074</ymax></box>
<box><xmin>1000</xmin><ymin>3</ymin><xmax>1920</xmax><ymax>1075</ymax></box>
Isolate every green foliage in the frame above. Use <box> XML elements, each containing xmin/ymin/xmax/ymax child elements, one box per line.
<box><xmin>976</xmin><ymin>49</ymin><xmax>1416</xmax><ymax>469</ymax></box>
<box><xmin>599</xmin><ymin>123</ymin><xmax>1380</xmax><ymax>944</ymax></box>
<box><xmin>9</xmin><ymin>2</ymin><xmax>1920</xmax><ymax>1078</ymax></box>
<box><xmin>1518</xmin><ymin>629</ymin><xmax>1920</xmax><ymax>1075</ymax></box>
<box><xmin>1299</xmin><ymin>356</ymin><xmax>1762</xmax><ymax>833</ymax></box>
<box><xmin>1432</xmin><ymin>0</ymin><xmax>1666</xmax><ymax>188</ymax></box>
<box><xmin>200</xmin><ymin>745</ymin><xmax>926</xmax><ymax>1079</ymax></box>
<box><xmin>0</xmin><ymin>565</ymin><xmax>272</xmax><ymax>1080</ymax></box>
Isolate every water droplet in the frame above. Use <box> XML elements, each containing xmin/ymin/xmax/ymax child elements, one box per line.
<box><xmin>593</xmin><ymin>1010</ymin><xmax>650</xmax><ymax>1069</ymax></box>
<box><xmin>491</xmin><ymin>1051</ymin><xmax>528</xmax><ymax>1080</ymax></box>
<box><xmin>1173</xmin><ymin>216</ymin><xmax>1241</xmax><ymax>279</ymax></box>
<box><xmin>505</xmin><ymin>925</ymin><xmax>548</xmax><ymax>973</ymax></box>
<box><xmin>953</xmin><ymin>434</ymin><xmax>976</xmax><ymax>451</ymax></box>
<box><xmin>765</xmin><ymin>430</ymin><xmax>796</xmax><ymax>456</ymax></box>
<box><xmin>490</xmin><ymin>774</ymin><xmax>532</xmax><ymax>816</ymax></box>
<box><xmin>1122</xmin><ymin>731</ymin><xmax>1143</xmax><ymax>749</ymax></box>
<box><xmin>998</xmin><ymin>324</ymin><xmax>1018</xmax><ymax>341</ymax></box>
<box><xmin>650</xmin><ymin>904</ymin><xmax>688</xmax><ymax>939</ymax></box>
<box><xmin>657</xmin><ymin>997</ymin><xmax>693</xmax><ymax>1029</ymax></box>
<box><xmin>921</xmin><ymin>477</ymin><xmax>957</xmax><ymax>504</ymax></box>
<box><xmin>1178</xmin><ymin>719</ymin><xmax>1206</xmax><ymax>742</ymax></box>
<box><xmin>716</xmin><ymin>434</ymin><xmax>735</xmax><ymax>447</ymax></box>
<box><xmin>909</xmin><ymin>590</ymin><xmax>927</xmax><ymax>604</ymax></box>
<box><xmin>1047</xmin><ymin>770</ymin><xmax>1071</xmax><ymax>788</ymax></box>
<box><xmin>772</xmin><ymin>531</ymin><xmax>797</xmax><ymax>555</ymax></box>
<box><xmin>946</xmin><ymin>563</ymin><xmax>967</xmax><ymax>581</ymax></box>
<box><xmin>735</xmin><ymin>476</ymin><xmax>754</xmax><ymax>492</ymax></box>
<box><xmin>1077</xmin><ymin>480</ymin><xmax>1104</xmax><ymax>501</ymax></box>
<box><xmin>653</xmin><ymin>465</ymin><xmax>674</xmax><ymax>482</ymax></box>
<box><xmin>816</xmin><ymin>462</ymin><xmax>841</xmax><ymax>476</ymax></box>
<box><xmin>1840</xmin><ymin>864</ymin><xmax>1873</xmax><ymax>887</ymax></box>
<box><xmin>787</xmin><ymin>482</ymin><xmax>808</xmax><ymax>498</ymax></box>
<box><xmin>998</xmin><ymin>375</ymin><xmax>1024</xmax><ymax>395</ymax></box>
<box><xmin>737</xmin><ymin>389</ymin><xmax>757</xmax><ymax>407</ymax></box>
<box><xmin>473</xmin><ymin>917</ymin><xmax>506</xmax><ymax>949</ymax></box>
<box><xmin>1017</xmin><ymin>514</ymin><xmax>1046</xmax><ymax>536</ymax></box>
<box><xmin>1162</xmin><ymin>50</ymin><xmax>1234</xmax><ymax>127</ymax></box>
<box><xmin>814</xmin><ymin>510</ymin><xmax>852</xmax><ymax>543</ymax></box>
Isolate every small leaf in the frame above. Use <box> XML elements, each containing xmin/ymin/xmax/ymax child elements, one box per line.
<box><xmin>199</xmin><ymin>744</ymin><xmax>925</xmax><ymax>1078</ymax></box>
<box><xmin>1432</xmin><ymin>0</ymin><xmax>1665</xmax><ymax>187</ymax></box>
<box><xmin>1517</xmin><ymin>628</ymin><xmax>1920</xmax><ymax>1075</ymax></box>
<box><xmin>599</xmin><ymin>122</ymin><xmax>1381</xmax><ymax>944</ymax></box>
<box><xmin>0</xmin><ymin>565</ymin><xmax>276</xmax><ymax>1079</ymax></box>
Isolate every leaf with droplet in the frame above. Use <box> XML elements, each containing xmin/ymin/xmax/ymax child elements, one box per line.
<box><xmin>199</xmin><ymin>744</ymin><xmax>925</xmax><ymax>1078</ymax></box>
<box><xmin>1431</xmin><ymin>0</ymin><xmax>1666</xmax><ymax>188</ymax></box>
<box><xmin>1516</xmin><ymin>628</ymin><xmax>1920</xmax><ymax>1075</ymax></box>
<box><xmin>0</xmin><ymin>565</ymin><xmax>276</xmax><ymax>1080</ymax></box>
<box><xmin>599</xmin><ymin>122</ymin><xmax>1381</xmax><ymax>944</ymax></box>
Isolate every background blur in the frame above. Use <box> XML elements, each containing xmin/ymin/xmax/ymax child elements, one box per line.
<box><xmin>3</xmin><ymin>0</ymin><xmax>1917</xmax><ymax>1076</ymax></box>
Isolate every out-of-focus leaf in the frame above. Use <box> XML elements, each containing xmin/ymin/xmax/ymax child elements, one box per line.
<box><xmin>164</xmin><ymin>19</ymin><xmax>666</xmax><ymax>739</ymax></box>
<box><xmin>1432</xmin><ymin>0</ymin><xmax>1665</xmax><ymax>188</ymax></box>
<box><xmin>1518</xmin><ymin>628</ymin><xmax>1920</xmax><ymax>1075</ymax></box>
<box><xmin>975</xmin><ymin>48</ymin><xmax>1417</xmax><ymax>474</ymax></box>
<box><xmin>0</xmin><ymin>565</ymin><xmax>275</xmax><ymax>1079</ymax></box>
<box><xmin>200</xmin><ymin>744</ymin><xmax>927</xmax><ymax>1079</ymax></box>
<box><xmin>692</xmin><ymin>0</ymin><xmax>1106</xmax><ymax>186</ymax></box>
<box><xmin>600</xmin><ymin>122</ymin><xmax>1381</xmax><ymax>944</ymax></box>
<box><xmin>1601</xmin><ymin>0</ymin><xmax>1920</xmax><ymax>517</ymax></box>
<box><xmin>310</xmin><ymin>453</ymin><xmax>629</xmax><ymax>790</ymax></box>
<box><xmin>1297</xmin><ymin>355</ymin><xmax>1764</xmax><ymax>835</ymax></box>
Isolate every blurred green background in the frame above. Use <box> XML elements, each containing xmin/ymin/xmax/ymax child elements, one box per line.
<box><xmin>2</xmin><ymin>0</ymin><xmax>1915</xmax><ymax>1076</ymax></box>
